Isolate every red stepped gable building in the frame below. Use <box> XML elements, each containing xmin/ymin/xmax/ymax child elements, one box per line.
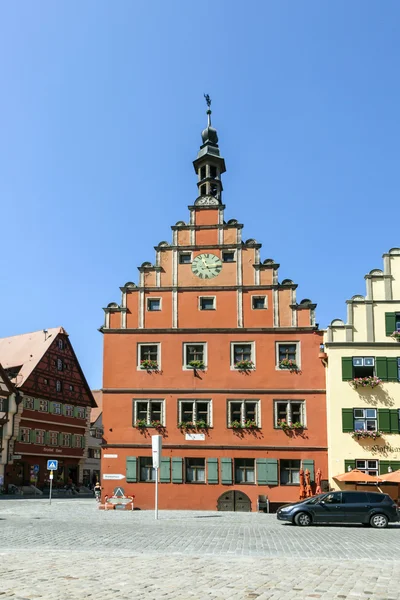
<box><xmin>101</xmin><ymin>102</ymin><xmax>327</xmax><ymax>511</ymax></box>
<box><xmin>0</xmin><ymin>328</ymin><xmax>96</xmax><ymax>490</ymax></box>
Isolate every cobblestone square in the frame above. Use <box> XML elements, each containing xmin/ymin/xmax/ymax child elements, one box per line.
<box><xmin>1</xmin><ymin>499</ymin><xmax>400</xmax><ymax>599</ymax></box>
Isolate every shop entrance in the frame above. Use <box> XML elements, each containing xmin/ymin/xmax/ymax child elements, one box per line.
<box><xmin>67</xmin><ymin>466</ymin><xmax>78</xmax><ymax>484</ymax></box>
<box><xmin>217</xmin><ymin>490</ymin><xmax>251</xmax><ymax>512</ymax></box>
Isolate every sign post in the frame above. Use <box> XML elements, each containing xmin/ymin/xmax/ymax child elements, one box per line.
<box><xmin>152</xmin><ymin>435</ymin><xmax>162</xmax><ymax>520</ymax></box>
<box><xmin>47</xmin><ymin>460</ymin><xmax>58</xmax><ymax>505</ymax></box>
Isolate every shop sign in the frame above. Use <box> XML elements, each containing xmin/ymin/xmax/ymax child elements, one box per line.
<box><xmin>104</xmin><ymin>454</ymin><xmax>118</xmax><ymax>458</ymax></box>
<box><xmin>185</xmin><ymin>433</ymin><xmax>205</xmax><ymax>441</ymax></box>
<box><xmin>372</xmin><ymin>445</ymin><xmax>400</xmax><ymax>453</ymax></box>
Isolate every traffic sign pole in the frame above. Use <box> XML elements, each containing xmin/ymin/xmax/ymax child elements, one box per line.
<box><xmin>49</xmin><ymin>471</ymin><xmax>53</xmax><ymax>505</ymax></box>
<box><xmin>152</xmin><ymin>435</ymin><xmax>162</xmax><ymax>521</ymax></box>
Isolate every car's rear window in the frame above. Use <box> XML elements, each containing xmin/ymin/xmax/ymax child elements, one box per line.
<box><xmin>367</xmin><ymin>493</ymin><xmax>389</xmax><ymax>504</ymax></box>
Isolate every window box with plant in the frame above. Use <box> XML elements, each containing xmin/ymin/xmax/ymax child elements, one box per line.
<box><xmin>187</xmin><ymin>360</ymin><xmax>206</xmax><ymax>370</ymax></box>
<box><xmin>178</xmin><ymin>421</ymin><xmax>197</xmax><ymax>431</ymax></box>
<box><xmin>277</xmin><ymin>419</ymin><xmax>304</xmax><ymax>431</ymax></box>
<box><xmin>350</xmin><ymin>376</ymin><xmax>382</xmax><ymax>389</ymax></box>
<box><xmin>178</xmin><ymin>400</ymin><xmax>211</xmax><ymax>430</ymax></box>
<box><xmin>234</xmin><ymin>359</ymin><xmax>254</xmax><ymax>371</ymax></box>
<box><xmin>279</xmin><ymin>359</ymin><xmax>299</xmax><ymax>373</ymax></box>
<box><xmin>391</xmin><ymin>331</ymin><xmax>400</xmax><ymax>342</ymax></box>
<box><xmin>140</xmin><ymin>359</ymin><xmax>159</xmax><ymax>371</ymax></box>
<box><xmin>228</xmin><ymin>400</ymin><xmax>260</xmax><ymax>431</ymax></box>
<box><xmin>277</xmin><ymin>343</ymin><xmax>300</xmax><ymax>373</ymax></box>
<box><xmin>231</xmin><ymin>343</ymin><xmax>255</xmax><ymax>370</ymax></box>
<box><xmin>351</xmin><ymin>430</ymin><xmax>382</xmax><ymax>440</ymax></box>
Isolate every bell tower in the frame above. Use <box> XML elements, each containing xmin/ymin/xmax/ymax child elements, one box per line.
<box><xmin>192</xmin><ymin>95</ymin><xmax>226</xmax><ymax>205</ymax></box>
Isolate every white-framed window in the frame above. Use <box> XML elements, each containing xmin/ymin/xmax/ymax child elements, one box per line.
<box><xmin>183</xmin><ymin>343</ymin><xmax>207</xmax><ymax>370</ymax></box>
<box><xmin>43</xmin><ymin>378</ymin><xmax>49</xmax><ymax>386</ymax></box>
<box><xmin>179</xmin><ymin>252</ymin><xmax>192</xmax><ymax>264</ymax></box>
<box><xmin>73</xmin><ymin>435</ymin><xmax>82</xmax><ymax>448</ymax></box>
<box><xmin>57</xmin><ymin>358</ymin><xmax>63</xmax><ymax>371</ymax></box>
<box><xmin>199</xmin><ymin>296</ymin><xmax>216</xmax><ymax>311</ymax></box>
<box><xmin>234</xmin><ymin>459</ymin><xmax>255</xmax><ymax>484</ymax></box>
<box><xmin>89</xmin><ymin>448</ymin><xmax>101</xmax><ymax>459</ymax></box>
<box><xmin>138</xmin><ymin>343</ymin><xmax>160</xmax><ymax>370</ymax></box>
<box><xmin>231</xmin><ymin>342</ymin><xmax>255</xmax><ymax>369</ymax></box>
<box><xmin>139</xmin><ymin>456</ymin><xmax>156</xmax><ymax>482</ymax></box>
<box><xmin>252</xmin><ymin>296</ymin><xmax>267</xmax><ymax>310</ymax></box>
<box><xmin>56</xmin><ymin>380</ymin><xmax>62</xmax><ymax>392</ymax></box>
<box><xmin>133</xmin><ymin>399</ymin><xmax>164</xmax><ymax>426</ymax></box>
<box><xmin>186</xmin><ymin>458</ymin><xmax>205</xmax><ymax>483</ymax></box>
<box><xmin>280</xmin><ymin>459</ymin><xmax>301</xmax><ymax>485</ymax></box>
<box><xmin>65</xmin><ymin>405</ymin><xmax>74</xmax><ymax>417</ymax></box>
<box><xmin>49</xmin><ymin>431</ymin><xmax>58</xmax><ymax>446</ymax></box>
<box><xmin>60</xmin><ymin>433</ymin><xmax>71</xmax><ymax>447</ymax></box>
<box><xmin>178</xmin><ymin>399</ymin><xmax>212</xmax><ymax>426</ymax></box>
<box><xmin>0</xmin><ymin>398</ymin><xmax>5</xmax><ymax>412</ymax></box>
<box><xmin>23</xmin><ymin>397</ymin><xmax>34</xmax><ymax>410</ymax></box>
<box><xmin>227</xmin><ymin>400</ymin><xmax>260</xmax><ymax>427</ymax></box>
<box><xmin>276</xmin><ymin>342</ymin><xmax>300</xmax><ymax>369</ymax></box>
<box><xmin>58</xmin><ymin>339</ymin><xmax>64</xmax><ymax>350</ymax></box>
<box><xmin>76</xmin><ymin>406</ymin><xmax>86</xmax><ymax>419</ymax></box>
<box><xmin>52</xmin><ymin>402</ymin><xmax>61</xmax><ymax>415</ymax></box>
<box><xmin>354</xmin><ymin>408</ymin><xmax>377</xmax><ymax>431</ymax></box>
<box><xmin>39</xmin><ymin>399</ymin><xmax>48</xmax><ymax>412</ymax></box>
<box><xmin>35</xmin><ymin>429</ymin><xmax>45</xmax><ymax>445</ymax></box>
<box><xmin>352</xmin><ymin>357</ymin><xmax>375</xmax><ymax>378</ymax></box>
<box><xmin>356</xmin><ymin>459</ymin><xmax>378</xmax><ymax>476</ymax></box>
<box><xmin>274</xmin><ymin>401</ymin><xmax>306</xmax><ymax>427</ymax></box>
<box><xmin>147</xmin><ymin>298</ymin><xmax>161</xmax><ymax>312</ymax></box>
<box><xmin>69</xmin><ymin>385</ymin><xmax>74</xmax><ymax>391</ymax></box>
<box><xmin>95</xmin><ymin>427</ymin><xmax>103</xmax><ymax>439</ymax></box>
<box><xmin>222</xmin><ymin>250</ymin><xmax>236</xmax><ymax>263</ymax></box>
<box><xmin>19</xmin><ymin>427</ymin><xmax>30</xmax><ymax>443</ymax></box>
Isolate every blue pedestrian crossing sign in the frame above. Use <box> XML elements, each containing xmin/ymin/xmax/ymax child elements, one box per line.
<box><xmin>47</xmin><ymin>460</ymin><xmax>58</xmax><ymax>471</ymax></box>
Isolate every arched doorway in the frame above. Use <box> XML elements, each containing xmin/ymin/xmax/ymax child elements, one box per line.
<box><xmin>217</xmin><ymin>490</ymin><xmax>251</xmax><ymax>512</ymax></box>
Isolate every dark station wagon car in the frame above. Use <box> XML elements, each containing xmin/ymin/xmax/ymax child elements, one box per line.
<box><xmin>277</xmin><ymin>491</ymin><xmax>399</xmax><ymax>528</ymax></box>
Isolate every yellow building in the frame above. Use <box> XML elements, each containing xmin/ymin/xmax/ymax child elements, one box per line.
<box><xmin>325</xmin><ymin>248</ymin><xmax>400</xmax><ymax>494</ymax></box>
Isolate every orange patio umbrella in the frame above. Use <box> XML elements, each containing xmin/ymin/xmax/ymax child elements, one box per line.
<box><xmin>305</xmin><ymin>469</ymin><xmax>313</xmax><ymax>497</ymax></box>
<box><xmin>299</xmin><ymin>468</ymin><xmax>306</xmax><ymax>500</ymax></box>
<box><xmin>334</xmin><ymin>469</ymin><xmax>381</xmax><ymax>483</ymax></box>
<box><xmin>315</xmin><ymin>468</ymin><xmax>322</xmax><ymax>495</ymax></box>
<box><xmin>379</xmin><ymin>470</ymin><xmax>400</xmax><ymax>483</ymax></box>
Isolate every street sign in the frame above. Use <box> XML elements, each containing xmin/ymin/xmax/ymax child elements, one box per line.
<box><xmin>33</xmin><ymin>464</ymin><xmax>40</xmax><ymax>474</ymax></box>
<box><xmin>103</xmin><ymin>474</ymin><xmax>125</xmax><ymax>480</ymax></box>
<box><xmin>152</xmin><ymin>435</ymin><xmax>162</xmax><ymax>469</ymax></box>
<box><xmin>47</xmin><ymin>460</ymin><xmax>58</xmax><ymax>471</ymax></box>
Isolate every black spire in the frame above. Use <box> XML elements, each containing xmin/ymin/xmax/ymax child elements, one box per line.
<box><xmin>193</xmin><ymin>95</ymin><xmax>226</xmax><ymax>205</ymax></box>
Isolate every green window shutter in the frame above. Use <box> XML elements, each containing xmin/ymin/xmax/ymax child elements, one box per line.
<box><xmin>385</xmin><ymin>312</ymin><xmax>396</xmax><ymax>336</ymax></box>
<box><xmin>33</xmin><ymin>398</ymin><xmax>40</xmax><ymax>410</ymax></box>
<box><xmin>71</xmin><ymin>434</ymin><xmax>76</xmax><ymax>447</ymax></box>
<box><xmin>49</xmin><ymin>402</ymin><xmax>55</xmax><ymax>414</ymax></box>
<box><xmin>378</xmin><ymin>408</ymin><xmax>391</xmax><ymax>432</ymax></box>
<box><xmin>29</xmin><ymin>429</ymin><xmax>36</xmax><ymax>443</ymax></box>
<box><xmin>74</xmin><ymin>407</ymin><xmax>80</xmax><ymax>418</ymax></box>
<box><xmin>207</xmin><ymin>458</ymin><xmax>218</xmax><ymax>484</ymax></box>
<box><xmin>390</xmin><ymin>409</ymin><xmax>400</xmax><ymax>433</ymax></box>
<box><xmin>81</xmin><ymin>435</ymin><xmax>86</xmax><ymax>448</ymax></box>
<box><xmin>221</xmin><ymin>458</ymin><xmax>233</xmax><ymax>484</ymax></box>
<box><xmin>302</xmin><ymin>459</ymin><xmax>315</xmax><ymax>483</ymax></box>
<box><xmin>45</xmin><ymin>431</ymin><xmax>50</xmax><ymax>444</ymax></box>
<box><xmin>266</xmin><ymin>459</ymin><xmax>278</xmax><ymax>485</ymax></box>
<box><xmin>342</xmin><ymin>357</ymin><xmax>353</xmax><ymax>381</ymax></box>
<box><xmin>375</xmin><ymin>357</ymin><xmax>388</xmax><ymax>381</ymax></box>
<box><xmin>172</xmin><ymin>457</ymin><xmax>183</xmax><ymax>483</ymax></box>
<box><xmin>160</xmin><ymin>457</ymin><xmax>170</xmax><ymax>483</ymax></box>
<box><xmin>126</xmin><ymin>457</ymin><xmax>137</xmax><ymax>483</ymax></box>
<box><xmin>379</xmin><ymin>460</ymin><xmax>391</xmax><ymax>475</ymax></box>
<box><xmin>390</xmin><ymin>461</ymin><xmax>400</xmax><ymax>472</ymax></box>
<box><xmin>387</xmin><ymin>357</ymin><xmax>398</xmax><ymax>381</ymax></box>
<box><xmin>342</xmin><ymin>408</ymin><xmax>354</xmax><ymax>432</ymax></box>
<box><xmin>62</xmin><ymin>404</ymin><xmax>67</xmax><ymax>416</ymax></box>
<box><xmin>344</xmin><ymin>459</ymin><xmax>356</xmax><ymax>472</ymax></box>
<box><xmin>256</xmin><ymin>458</ymin><xmax>268</xmax><ymax>485</ymax></box>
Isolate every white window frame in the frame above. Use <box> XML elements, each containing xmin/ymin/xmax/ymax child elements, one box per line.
<box><xmin>222</xmin><ymin>249</ymin><xmax>236</xmax><ymax>263</ymax></box>
<box><xmin>146</xmin><ymin>297</ymin><xmax>162</xmax><ymax>312</ymax></box>
<box><xmin>230</xmin><ymin>341</ymin><xmax>256</xmax><ymax>370</ymax></box>
<box><xmin>53</xmin><ymin>402</ymin><xmax>61</xmax><ymax>415</ymax></box>
<box><xmin>185</xmin><ymin>458</ymin><xmax>206</xmax><ymax>483</ymax></box>
<box><xmin>179</xmin><ymin>251</ymin><xmax>193</xmax><ymax>265</ymax></box>
<box><xmin>0</xmin><ymin>398</ymin><xmax>5</xmax><ymax>412</ymax></box>
<box><xmin>49</xmin><ymin>431</ymin><xmax>58</xmax><ymax>446</ymax></box>
<box><xmin>60</xmin><ymin>433</ymin><xmax>71</xmax><ymax>448</ymax></box>
<box><xmin>178</xmin><ymin>399</ymin><xmax>213</xmax><ymax>426</ymax></box>
<box><xmin>35</xmin><ymin>429</ymin><xmax>45</xmax><ymax>445</ymax></box>
<box><xmin>182</xmin><ymin>342</ymin><xmax>208</xmax><ymax>370</ymax></box>
<box><xmin>274</xmin><ymin>400</ymin><xmax>306</xmax><ymax>427</ymax></box>
<box><xmin>19</xmin><ymin>427</ymin><xmax>30</xmax><ymax>443</ymax></box>
<box><xmin>227</xmin><ymin>399</ymin><xmax>260</xmax><ymax>427</ymax></box>
<box><xmin>133</xmin><ymin>399</ymin><xmax>165</xmax><ymax>426</ymax></box>
<box><xmin>24</xmin><ymin>397</ymin><xmax>34</xmax><ymax>410</ymax></box>
<box><xmin>353</xmin><ymin>408</ymin><xmax>377</xmax><ymax>431</ymax></box>
<box><xmin>251</xmin><ymin>295</ymin><xmax>268</xmax><ymax>310</ymax></box>
<box><xmin>91</xmin><ymin>448</ymin><xmax>101</xmax><ymax>459</ymax></box>
<box><xmin>137</xmin><ymin>343</ymin><xmax>161</xmax><ymax>370</ymax></box>
<box><xmin>356</xmin><ymin>459</ymin><xmax>378</xmax><ymax>476</ymax></box>
<box><xmin>199</xmin><ymin>296</ymin><xmax>216</xmax><ymax>311</ymax></box>
<box><xmin>58</xmin><ymin>339</ymin><xmax>64</xmax><ymax>350</ymax></box>
<box><xmin>76</xmin><ymin>406</ymin><xmax>86</xmax><ymax>419</ymax></box>
<box><xmin>57</xmin><ymin>358</ymin><xmax>63</xmax><ymax>371</ymax></box>
<box><xmin>276</xmin><ymin>341</ymin><xmax>301</xmax><ymax>370</ymax></box>
<box><xmin>352</xmin><ymin>357</ymin><xmax>375</xmax><ymax>367</ymax></box>
<box><xmin>139</xmin><ymin>456</ymin><xmax>156</xmax><ymax>482</ymax></box>
<box><xmin>39</xmin><ymin>399</ymin><xmax>48</xmax><ymax>412</ymax></box>
<box><xmin>56</xmin><ymin>380</ymin><xmax>62</xmax><ymax>392</ymax></box>
<box><xmin>234</xmin><ymin>458</ymin><xmax>255</xmax><ymax>484</ymax></box>
<box><xmin>65</xmin><ymin>404</ymin><xmax>74</xmax><ymax>417</ymax></box>
<box><xmin>73</xmin><ymin>435</ymin><xmax>82</xmax><ymax>448</ymax></box>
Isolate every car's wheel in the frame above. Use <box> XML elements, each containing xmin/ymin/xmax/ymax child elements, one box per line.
<box><xmin>294</xmin><ymin>512</ymin><xmax>312</xmax><ymax>527</ymax></box>
<box><xmin>370</xmin><ymin>514</ymin><xmax>388</xmax><ymax>529</ymax></box>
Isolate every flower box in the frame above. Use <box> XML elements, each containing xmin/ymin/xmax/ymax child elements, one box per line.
<box><xmin>350</xmin><ymin>376</ymin><xmax>382</xmax><ymax>389</ymax></box>
<box><xmin>279</xmin><ymin>359</ymin><xmax>299</xmax><ymax>373</ymax></box>
<box><xmin>140</xmin><ymin>360</ymin><xmax>158</xmax><ymax>370</ymax></box>
<box><xmin>230</xmin><ymin>420</ymin><xmax>259</xmax><ymax>431</ymax></box>
<box><xmin>351</xmin><ymin>430</ymin><xmax>382</xmax><ymax>440</ymax></box>
<box><xmin>391</xmin><ymin>331</ymin><xmax>400</xmax><ymax>342</ymax></box>
<box><xmin>234</xmin><ymin>360</ymin><xmax>254</xmax><ymax>371</ymax></box>
<box><xmin>187</xmin><ymin>360</ymin><xmax>206</xmax><ymax>370</ymax></box>
<box><xmin>135</xmin><ymin>419</ymin><xmax>147</xmax><ymax>429</ymax></box>
<box><xmin>178</xmin><ymin>421</ymin><xmax>196</xmax><ymax>431</ymax></box>
<box><xmin>277</xmin><ymin>419</ymin><xmax>304</xmax><ymax>431</ymax></box>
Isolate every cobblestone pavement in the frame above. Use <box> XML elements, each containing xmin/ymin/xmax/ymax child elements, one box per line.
<box><xmin>1</xmin><ymin>499</ymin><xmax>400</xmax><ymax>599</ymax></box>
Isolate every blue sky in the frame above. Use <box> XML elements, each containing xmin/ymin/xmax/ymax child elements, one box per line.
<box><xmin>0</xmin><ymin>2</ymin><xmax>399</xmax><ymax>388</ymax></box>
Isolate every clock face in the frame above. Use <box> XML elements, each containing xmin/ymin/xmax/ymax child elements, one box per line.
<box><xmin>192</xmin><ymin>253</ymin><xmax>222</xmax><ymax>279</ymax></box>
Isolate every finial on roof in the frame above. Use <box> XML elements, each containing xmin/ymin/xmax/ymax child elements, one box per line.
<box><xmin>204</xmin><ymin>93</ymin><xmax>212</xmax><ymax>126</ymax></box>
